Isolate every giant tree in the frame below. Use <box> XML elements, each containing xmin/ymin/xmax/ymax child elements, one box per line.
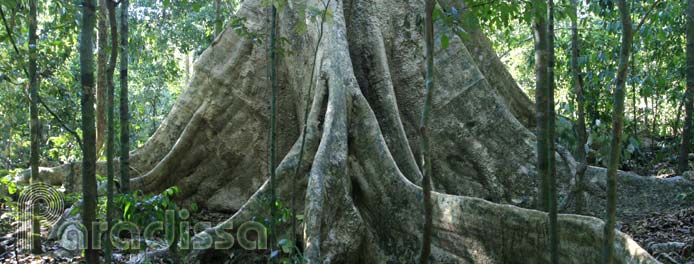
<box><xmin>24</xmin><ymin>0</ymin><xmax>691</xmax><ymax>262</ymax></box>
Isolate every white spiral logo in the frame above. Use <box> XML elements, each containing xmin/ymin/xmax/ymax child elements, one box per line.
<box><xmin>17</xmin><ymin>182</ymin><xmax>64</xmax><ymax>251</ymax></box>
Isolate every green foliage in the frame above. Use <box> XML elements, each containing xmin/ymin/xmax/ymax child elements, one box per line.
<box><xmin>477</xmin><ymin>0</ymin><xmax>684</xmax><ymax>171</ymax></box>
<box><xmin>1</xmin><ymin>1</ymin><xmax>242</xmax><ymax>171</ymax></box>
<box><xmin>257</xmin><ymin>194</ymin><xmax>306</xmax><ymax>263</ymax></box>
<box><xmin>116</xmin><ymin>186</ymin><xmax>180</xmax><ymax>227</ymax></box>
<box><xmin>676</xmin><ymin>188</ymin><xmax>694</xmax><ymax>201</ymax></box>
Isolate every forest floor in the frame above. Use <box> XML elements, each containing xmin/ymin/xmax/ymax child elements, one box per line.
<box><xmin>0</xmin><ymin>142</ymin><xmax>692</xmax><ymax>263</ymax></box>
<box><xmin>0</xmin><ymin>199</ymin><xmax>690</xmax><ymax>263</ymax></box>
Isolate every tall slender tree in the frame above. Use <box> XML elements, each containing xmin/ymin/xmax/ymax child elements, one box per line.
<box><xmin>79</xmin><ymin>0</ymin><xmax>99</xmax><ymax>262</ymax></box>
<box><xmin>546</xmin><ymin>1</ymin><xmax>559</xmax><ymax>263</ymax></box>
<box><xmin>268</xmin><ymin>2</ymin><xmax>278</xmax><ymax>256</ymax></box>
<box><xmin>96</xmin><ymin>0</ymin><xmax>108</xmax><ymax>154</ymax></box>
<box><xmin>570</xmin><ymin>0</ymin><xmax>588</xmax><ymax>215</ymax></box>
<box><xmin>120</xmin><ymin>0</ymin><xmax>130</xmax><ymax>194</ymax></box>
<box><xmin>532</xmin><ymin>0</ymin><xmax>549</xmax><ymax>213</ymax></box>
<box><xmin>679</xmin><ymin>0</ymin><xmax>694</xmax><ymax>174</ymax></box>
<box><xmin>28</xmin><ymin>0</ymin><xmax>42</xmax><ymax>254</ymax></box>
<box><xmin>104</xmin><ymin>0</ymin><xmax>119</xmax><ymax>262</ymax></box>
<box><xmin>419</xmin><ymin>0</ymin><xmax>435</xmax><ymax>263</ymax></box>
<box><xmin>534</xmin><ymin>0</ymin><xmax>558</xmax><ymax>262</ymax></box>
<box><xmin>604</xmin><ymin>0</ymin><xmax>632</xmax><ymax>262</ymax></box>
<box><xmin>214</xmin><ymin>0</ymin><xmax>222</xmax><ymax>37</ymax></box>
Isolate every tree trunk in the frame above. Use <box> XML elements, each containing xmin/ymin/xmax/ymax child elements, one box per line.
<box><xmin>26</xmin><ymin>0</ymin><xmax>688</xmax><ymax>262</ymax></box>
<box><xmin>104</xmin><ymin>0</ymin><xmax>118</xmax><ymax>262</ymax></box>
<box><xmin>546</xmin><ymin>1</ymin><xmax>559</xmax><ymax>263</ymax></box>
<box><xmin>533</xmin><ymin>0</ymin><xmax>551</xmax><ymax>213</ymax></box>
<box><xmin>419</xmin><ymin>0</ymin><xmax>435</xmax><ymax>262</ymax></box>
<box><xmin>651</xmin><ymin>90</ymin><xmax>658</xmax><ymax>136</ymax></box>
<box><xmin>79</xmin><ymin>0</ymin><xmax>99</xmax><ymax>262</ymax></box>
<box><xmin>214</xmin><ymin>0</ymin><xmax>222</xmax><ymax>37</ymax></box>
<box><xmin>642</xmin><ymin>95</ymin><xmax>648</xmax><ymax>134</ymax></box>
<box><xmin>28</xmin><ymin>0</ymin><xmax>42</xmax><ymax>254</ymax></box>
<box><xmin>267</xmin><ymin>3</ymin><xmax>279</xmax><ymax>255</ymax></box>
<box><xmin>679</xmin><ymin>0</ymin><xmax>694</xmax><ymax>174</ymax></box>
<box><xmin>96</xmin><ymin>0</ymin><xmax>108</xmax><ymax>154</ymax></box>
<box><xmin>119</xmin><ymin>0</ymin><xmax>130</xmax><ymax>194</ymax></box>
<box><xmin>631</xmin><ymin>53</ymin><xmax>638</xmax><ymax>138</ymax></box>
<box><xmin>604</xmin><ymin>0</ymin><xmax>632</xmax><ymax>262</ymax></box>
<box><xmin>570</xmin><ymin>0</ymin><xmax>588</xmax><ymax>215</ymax></box>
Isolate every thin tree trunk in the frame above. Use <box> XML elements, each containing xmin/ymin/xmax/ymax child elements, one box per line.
<box><xmin>96</xmin><ymin>0</ymin><xmax>108</xmax><ymax>154</ymax></box>
<box><xmin>644</xmin><ymin>95</ymin><xmax>649</xmax><ymax>135</ymax></box>
<box><xmin>532</xmin><ymin>0</ymin><xmax>549</xmax><ymax>209</ymax></box>
<box><xmin>570</xmin><ymin>0</ymin><xmax>588</xmax><ymax>215</ymax></box>
<box><xmin>267</xmin><ymin>3</ymin><xmax>278</xmax><ymax>255</ymax></box>
<box><xmin>546</xmin><ymin>0</ymin><xmax>559</xmax><ymax>263</ymax></box>
<box><xmin>652</xmin><ymin>91</ymin><xmax>658</xmax><ymax>136</ymax></box>
<box><xmin>104</xmin><ymin>0</ymin><xmax>118</xmax><ymax>262</ymax></box>
<box><xmin>419</xmin><ymin>0</ymin><xmax>435</xmax><ymax>262</ymax></box>
<box><xmin>185</xmin><ymin>51</ymin><xmax>190</xmax><ymax>84</ymax></box>
<box><xmin>631</xmin><ymin>53</ymin><xmax>638</xmax><ymax>138</ymax></box>
<box><xmin>679</xmin><ymin>0</ymin><xmax>694</xmax><ymax>174</ymax></box>
<box><xmin>604</xmin><ymin>0</ymin><xmax>632</xmax><ymax>262</ymax></box>
<box><xmin>28</xmin><ymin>0</ymin><xmax>42</xmax><ymax>254</ymax></box>
<box><xmin>79</xmin><ymin>0</ymin><xmax>99</xmax><ymax>262</ymax></box>
<box><xmin>674</xmin><ymin>96</ymin><xmax>683</xmax><ymax>138</ymax></box>
<box><xmin>214</xmin><ymin>0</ymin><xmax>222</xmax><ymax>37</ymax></box>
<box><xmin>119</xmin><ymin>0</ymin><xmax>130</xmax><ymax>194</ymax></box>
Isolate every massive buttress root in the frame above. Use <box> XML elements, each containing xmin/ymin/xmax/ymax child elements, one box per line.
<box><xmin>19</xmin><ymin>0</ymin><xmax>691</xmax><ymax>262</ymax></box>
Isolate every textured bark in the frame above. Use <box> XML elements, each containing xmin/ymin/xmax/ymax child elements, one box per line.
<box><xmin>24</xmin><ymin>0</ymin><xmax>690</xmax><ymax>262</ymax></box>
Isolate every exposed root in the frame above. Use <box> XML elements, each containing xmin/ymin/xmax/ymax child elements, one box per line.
<box><xmin>131</xmin><ymin>101</ymin><xmax>209</xmax><ymax>192</ymax></box>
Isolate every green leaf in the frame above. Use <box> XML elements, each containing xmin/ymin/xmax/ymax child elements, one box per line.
<box><xmin>441</xmin><ymin>34</ymin><xmax>449</xmax><ymax>49</ymax></box>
